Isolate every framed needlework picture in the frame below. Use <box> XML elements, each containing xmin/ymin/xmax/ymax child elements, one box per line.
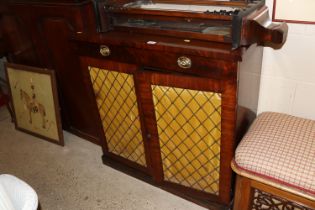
<box><xmin>273</xmin><ymin>0</ymin><xmax>315</xmax><ymax>24</ymax></box>
<box><xmin>5</xmin><ymin>63</ymin><xmax>64</xmax><ymax>145</ymax></box>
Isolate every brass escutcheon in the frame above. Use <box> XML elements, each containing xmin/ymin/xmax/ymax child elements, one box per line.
<box><xmin>177</xmin><ymin>56</ymin><xmax>192</xmax><ymax>69</ymax></box>
<box><xmin>99</xmin><ymin>45</ymin><xmax>111</xmax><ymax>57</ymax></box>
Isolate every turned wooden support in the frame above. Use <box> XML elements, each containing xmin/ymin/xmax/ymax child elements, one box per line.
<box><xmin>242</xmin><ymin>6</ymin><xmax>288</xmax><ymax>49</ymax></box>
<box><xmin>248</xmin><ymin>19</ymin><xmax>288</xmax><ymax>49</ymax></box>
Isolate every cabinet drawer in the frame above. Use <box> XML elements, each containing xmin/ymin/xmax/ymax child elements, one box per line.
<box><xmin>75</xmin><ymin>42</ymin><xmax>234</xmax><ymax>79</ymax></box>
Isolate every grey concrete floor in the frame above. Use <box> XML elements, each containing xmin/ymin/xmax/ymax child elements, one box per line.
<box><xmin>0</xmin><ymin>107</ymin><xmax>207</xmax><ymax>210</ymax></box>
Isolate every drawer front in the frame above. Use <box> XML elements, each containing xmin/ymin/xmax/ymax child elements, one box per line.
<box><xmin>76</xmin><ymin>42</ymin><xmax>233</xmax><ymax>79</ymax></box>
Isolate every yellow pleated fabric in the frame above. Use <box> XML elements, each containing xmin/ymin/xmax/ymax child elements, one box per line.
<box><xmin>152</xmin><ymin>85</ymin><xmax>221</xmax><ymax>194</ymax></box>
<box><xmin>89</xmin><ymin>66</ymin><xmax>146</xmax><ymax>166</ymax></box>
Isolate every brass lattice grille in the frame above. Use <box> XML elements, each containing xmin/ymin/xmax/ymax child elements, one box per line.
<box><xmin>89</xmin><ymin>66</ymin><xmax>146</xmax><ymax>166</ymax></box>
<box><xmin>251</xmin><ymin>188</ymin><xmax>312</xmax><ymax>210</ymax></box>
<box><xmin>152</xmin><ymin>85</ymin><xmax>221</xmax><ymax>194</ymax></box>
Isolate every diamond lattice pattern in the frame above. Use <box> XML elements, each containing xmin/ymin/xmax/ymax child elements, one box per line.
<box><xmin>152</xmin><ymin>85</ymin><xmax>221</xmax><ymax>194</ymax></box>
<box><xmin>89</xmin><ymin>66</ymin><xmax>146</xmax><ymax>166</ymax></box>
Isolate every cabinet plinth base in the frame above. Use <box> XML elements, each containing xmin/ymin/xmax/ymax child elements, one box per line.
<box><xmin>102</xmin><ymin>154</ymin><xmax>229</xmax><ymax>210</ymax></box>
<box><xmin>102</xmin><ymin>154</ymin><xmax>152</xmax><ymax>184</ymax></box>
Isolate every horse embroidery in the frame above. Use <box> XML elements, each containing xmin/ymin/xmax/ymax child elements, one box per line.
<box><xmin>20</xmin><ymin>89</ymin><xmax>46</xmax><ymax>129</ymax></box>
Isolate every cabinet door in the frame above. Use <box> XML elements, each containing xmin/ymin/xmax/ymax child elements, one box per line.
<box><xmin>138</xmin><ymin>70</ymin><xmax>235</xmax><ymax>205</ymax></box>
<box><xmin>80</xmin><ymin>57</ymin><xmax>151</xmax><ymax>173</ymax></box>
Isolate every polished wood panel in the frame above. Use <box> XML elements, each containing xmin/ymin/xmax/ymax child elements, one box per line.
<box><xmin>73</xmin><ymin>32</ymin><xmax>242</xmax><ymax>61</ymax></box>
<box><xmin>0</xmin><ymin>4</ymin><xmax>38</xmax><ymax>65</ymax></box>
<box><xmin>73</xmin><ymin>41</ymin><xmax>237</xmax><ymax>79</ymax></box>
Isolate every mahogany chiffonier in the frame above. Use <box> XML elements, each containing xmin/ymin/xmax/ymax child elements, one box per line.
<box><xmin>72</xmin><ymin>0</ymin><xmax>288</xmax><ymax>208</ymax></box>
<box><xmin>0</xmin><ymin>0</ymin><xmax>288</xmax><ymax>208</ymax></box>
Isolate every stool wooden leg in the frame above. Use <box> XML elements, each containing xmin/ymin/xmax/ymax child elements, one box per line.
<box><xmin>233</xmin><ymin>175</ymin><xmax>252</xmax><ymax>210</ymax></box>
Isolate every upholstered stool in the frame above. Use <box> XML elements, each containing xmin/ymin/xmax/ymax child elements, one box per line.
<box><xmin>232</xmin><ymin>112</ymin><xmax>315</xmax><ymax>210</ymax></box>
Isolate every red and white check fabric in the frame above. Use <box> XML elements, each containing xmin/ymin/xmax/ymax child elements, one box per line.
<box><xmin>235</xmin><ymin>112</ymin><xmax>315</xmax><ymax>195</ymax></box>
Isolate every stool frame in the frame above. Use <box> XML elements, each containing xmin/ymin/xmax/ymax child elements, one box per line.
<box><xmin>233</xmin><ymin>174</ymin><xmax>315</xmax><ymax>210</ymax></box>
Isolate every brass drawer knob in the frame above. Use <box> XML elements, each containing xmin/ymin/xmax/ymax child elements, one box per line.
<box><xmin>177</xmin><ymin>56</ymin><xmax>192</xmax><ymax>69</ymax></box>
<box><xmin>99</xmin><ymin>45</ymin><xmax>111</xmax><ymax>57</ymax></box>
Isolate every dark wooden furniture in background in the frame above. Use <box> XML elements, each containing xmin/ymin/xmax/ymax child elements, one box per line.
<box><xmin>0</xmin><ymin>77</ymin><xmax>13</xmax><ymax>120</ymax></box>
<box><xmin>0</xmin><ymin>33</ymin><xmax>6</xmax><ymax>57</ymax></box>
<box><xmin>0</xmin><ymin>0</ymin><xmax>288</xmax><ymax>209</ymax></box>
<box><xmin>0</xmin><ymin>0</ymin><xmax>100</xmax><ymax>144</ymax></box>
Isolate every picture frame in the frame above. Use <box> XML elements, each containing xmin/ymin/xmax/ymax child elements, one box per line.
<box><xmin>273</xmin><ymin>0</ymin><xmax>315</xmax><ymax>24</ymax></box>
<box><xmin>5</xmin><ymin>63</ymin><xmax>64</xmax><ymax>146</ymax></box>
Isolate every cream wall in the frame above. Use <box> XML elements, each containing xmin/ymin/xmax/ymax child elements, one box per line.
<box><xmin>257</xmin><ymin>0</ymin><xmax>315</xmax><ymax>120</ymax></box>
